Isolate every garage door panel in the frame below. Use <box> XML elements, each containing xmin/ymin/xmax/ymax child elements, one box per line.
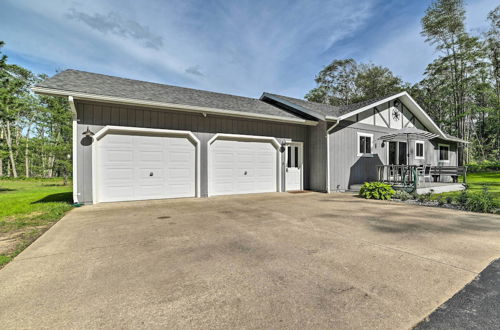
<box><xmin>103</xmin><ymin>150</ymin><xmax>134</xmax><ymax>163</ymax></box>
<box><xmin>210</xmin><ymin>139</ymin><xmax>278</xmax><ymax>196</ymax></box>
<box><xmin>97</xmin><ymin>133</ymin><xmax>196</xmax><ymax>202</ymax></box>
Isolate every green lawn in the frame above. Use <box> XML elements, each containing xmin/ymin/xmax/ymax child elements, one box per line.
<box><xmin>0</xmin><ymin>179</ymin><xmax>74</xmax><ymax>267</ymax></box>
<box><xmin>432</xmin><ymin>171</ymin><xmax>500</xmax><ymax>204</ymax></box>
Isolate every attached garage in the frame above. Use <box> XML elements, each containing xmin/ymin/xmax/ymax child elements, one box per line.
<box><xmin>93</xmin><ymin>126</ymin><xmax>200</xmax><ymax>203</ymax></box>
<box><xmin>208</xmin><ymin>134</ymin><xmax>281</xmax><ymax>196</ymax></box>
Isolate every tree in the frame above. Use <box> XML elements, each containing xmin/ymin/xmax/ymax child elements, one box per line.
<box><xmin>355</xmin><ymin>63</ymin><xmax>406</xmax><ymax>100</ymax></box>
<box><xmin>305</xmin><ymin>59</ymin><xmax>405</xmax><ymax>105</ymax></box>
<box><xmin>420</xmin><ymin>0</ymin><xmax>490</xmax><ymax>164</ymax></box>
<box><xmin>0</xmin><ymin>41</ymin><xmax>73</xmax><ymax>179</ymax></box>
<box><xmin>306</xmin><ymin>59</ymin><xmax>358</xmax><ymax>106</ymax></box>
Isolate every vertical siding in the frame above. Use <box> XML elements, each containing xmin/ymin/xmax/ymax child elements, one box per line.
<box><xmin>329</xmin><ymin>121</ymin><xmax>458</xmax><ymax>191</ymax></box>
<box><xmin>307</xmin><ymin>121</ymin><xmax>327</xmax><ymax>192</ymax></box>
<box><xmin>76</xmin><ymin>101</ymin><xmax>309</xmax><ymax>203</ymax></box>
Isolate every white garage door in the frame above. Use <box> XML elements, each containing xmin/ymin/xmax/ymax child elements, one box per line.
<box><xmin>96</xmin><ymin>133</ymin><xmax>196</xmax><ymax>202</ymax></box>
<box><xmin>209</xmin><ymin>139</ymin><xmax>278</xmax><ymax>196</ymax></box>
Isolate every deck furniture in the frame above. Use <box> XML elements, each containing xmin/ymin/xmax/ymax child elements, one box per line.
<box><xmin>417</xmin><ymin>164</ymin><xmax>432</xmax><ymax>183</ymax></box>
<box><xmin>430</xmin><ymin>166</ymin><xmax>467</xmax><ymax>184</ymax></box>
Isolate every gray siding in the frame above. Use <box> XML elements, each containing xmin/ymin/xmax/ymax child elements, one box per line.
<box><xmin>75</xmin><ymin>100</ymin><xmax>311</xmax><ymax>203</ymax></box>
<box><xmin>308</xmin><ymin>121</ymin><xmax>328</xmax><ymax>192</ymax></box>
<box><xmin>329</xmin><ymin>122</ymin><xmax>458</xmax><ymax>191</ymax></box>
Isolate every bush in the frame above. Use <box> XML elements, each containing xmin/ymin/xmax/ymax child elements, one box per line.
<box><xmin>464</xmin><ymin>188</ymin><xmax>498</xmax><ymax>213</ymax></box>
<box><xmin>436</xmin><ymin>196</ymin><xmax>445</xmax><ymax>206</ymax></box>
<box><xmin>457</xmin><ymin>190</ymin><xmax>468</xmax><ymax>206</ymax></box>
<box><xmin>359</xmin><ymin>182</ymin><xmax>395</xmax><ymax>200</ymax></box>
<box><xmin>466</xmin><ymin>160</ymin><xmax>500</xmax><ymax>173</ymax></box>
<box><xmin>445</xmin><ymin>196</ymin><xmax>454</xmax><ymax>204</ymax></box>
<box><xmin>393</xmin><ymin>190</ymin><xmax>412</xmax><ymax>201</ymax></box>
<box><xmin>417</xmin><ymin>192</ymin><xmax>433</xmax><ymax>203</ymax></box>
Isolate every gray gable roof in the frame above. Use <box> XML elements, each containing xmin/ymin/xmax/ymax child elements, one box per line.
<box><xmin>261</xmin><ymin>93</ymin><xmax>396</xmax><ymax>118</ymax></box>
<box><xmin>35</xmin><ymin>70</ymin><xmax>302</xmax><ymax>120</ymax></box>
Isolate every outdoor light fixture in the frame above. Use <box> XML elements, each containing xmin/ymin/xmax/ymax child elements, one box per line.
<box><xmin>82</xmin><ymin>126</ymin><xmax>95</xmax><ymax>137</ymax></box>
<box><xmin>393</xmin><ymin>99</ymin><xmax>401</xmax><ymax>108</ymax></box>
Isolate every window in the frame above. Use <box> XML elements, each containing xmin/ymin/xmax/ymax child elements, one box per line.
<box><xmin>287</xmin><ymin>145</ymin><xmax>299</xmax><ymax>168</ymax></box>
<box><xmin>357</xmin><ymin>132</ymin><xmax>373</xmax><ymax>156</ymax></box>
<box><xmin>438</xmin><ymin>144</ymin><xmax>449</xmax><ymax>162</ymax></box>
<box><xmin>415</xmin><ymin>141</ymin><xmax>424</xmax><ymax>159</ymax></box>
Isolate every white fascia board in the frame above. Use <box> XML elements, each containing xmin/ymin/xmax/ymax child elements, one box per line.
<box><xmin>32</xmin><ymin>87</ymin><xmax>317</xmax><ymax>126</ymax></box>
<box><xmin>336</xmin><ymin>92</ymin><xmax>407</xmax><ymax>121</ymax></box>
<box><xmin>335</xmin><ymin>91</ymin><xmax>448</xmax><ymax>139</ymax></box>
<box><xmin>325</xmin><ymin>116</ymin><xmax>340</xmax><ymax>121</ymax></box>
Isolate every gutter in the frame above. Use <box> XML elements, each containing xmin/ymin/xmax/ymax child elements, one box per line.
<box><xmin>32</xmin><ymin>87</ymin><xmax>318</xmax><ymax>126</ymax></box>
<box><xmin>68</xmin><ymin>96</ymin><xmax>79</xmax><ymax>204</ymax></box>
<box><xmin>326</xmin><ymin>119</ymin><xmax>340</xmax><ymax>193</ymax></box>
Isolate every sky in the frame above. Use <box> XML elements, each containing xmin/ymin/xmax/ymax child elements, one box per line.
<box><xmin>0</xmin><ymin>0</ymin><xmax>497</xmax><ymax>99</ymax></box>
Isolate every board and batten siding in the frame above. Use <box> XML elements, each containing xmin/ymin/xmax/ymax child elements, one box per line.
<box><xmin>328</xmin><ymin>121</ymin><xmax>458</xmax><ymax>191</ymax></box>
<box><xmin>75</xmin><ymin>100</ymin><xmax>311</xmax><ymax>203</ymax></box>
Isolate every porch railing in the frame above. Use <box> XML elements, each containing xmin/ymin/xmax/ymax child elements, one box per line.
<box><xmin>376</xmin><ymin>165</ymin><xmax>419</xmax><ymax>192</ymax></box>
<box><xmin>376</xmin><ymin>165</ymin><xmax>467</xmax><ymax>192</ymax></box>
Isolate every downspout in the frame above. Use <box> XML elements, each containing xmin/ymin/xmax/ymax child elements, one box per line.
<box><xmin>326</xmin><ymin>119</ymin><xmax>340</xmax><ymax>193</ymax></box>
<box><xmin>68</xmin><ymin>96</ymin><xmax>79</xmax><ymax>204</ymax></box>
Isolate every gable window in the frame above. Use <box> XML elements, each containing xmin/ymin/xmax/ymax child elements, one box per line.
<box><xmin>415</xmin><ymin>141</ymin><xmax>424</xmax><ymax>159</ymax></box>
<box><xmin>357</xmin><ymin>132</ymin><xmax>373</xmax><ymax>156</ymax></box>
<box><xmin>438</xmin><ymin>144</ymin><xmax>449</xmax><ymax>162</ymax></box>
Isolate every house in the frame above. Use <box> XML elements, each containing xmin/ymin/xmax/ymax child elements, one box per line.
<box><xmin>33</xmin><ymin>70</ymin><xmax>466</xmax><ymax>204</ymax></box>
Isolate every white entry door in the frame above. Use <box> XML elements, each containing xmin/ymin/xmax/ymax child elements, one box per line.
<box><xmin>209</xmin><ymin>139</ymin><xmax>278</xmax><ymax>196</ymax></box>
<box><xmin>285</xmin><ymin>143</ymin><xmax>303</xmax><ymax>191</ymax></box>
<box><xmin>96</xmin><ymin>133</ymin><xmax>196</xmax><ymax>202</ymax></box>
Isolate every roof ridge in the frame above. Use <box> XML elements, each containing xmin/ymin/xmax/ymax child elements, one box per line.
<box><xmin>51</xmin><ymin>69</ymin><xmax>266</xmax><ymax>103</ymax></box>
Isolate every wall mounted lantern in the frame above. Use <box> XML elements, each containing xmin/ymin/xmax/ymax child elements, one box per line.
<box><xmin>82</xmin><ymin>126</ymin><xmax>95</xmax><ymax>137</ymax></box>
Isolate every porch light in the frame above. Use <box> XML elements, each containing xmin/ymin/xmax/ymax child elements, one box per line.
<box><xmin>82</xmin><ymin>126</ymin><xmax>95</xmax><ymax>137</ymax></box>
<box><xmin>393</xmin><ymin>99</ymin><xmax>401</xmax><ymax>108</ymax></box>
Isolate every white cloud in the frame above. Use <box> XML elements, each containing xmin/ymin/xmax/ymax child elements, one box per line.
<box><xmin>1</xmin><ymin>0</ymin><xmax>378</xmax><ymax>97</ymax></box>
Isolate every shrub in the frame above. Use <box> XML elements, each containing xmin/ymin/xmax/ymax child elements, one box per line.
<box><xmin>464</xmin><ymin>187</ymin><xmax>498</xmax><ymax>213</ymax></box>
<box><xmin>417</xmin><ymin>192</ymin><xmax>432</xmax><ymax>203</ymax></box>
<box><xmin>436</xmin><ymin>196</ymin><xmax>444</xmax><ymax>206</ymax></box>
<box><xmin>466</xmin><ymin>160</ymin><xmax>500</xmax><ymax>173</ymax></box>
<box><xmin>457</xmin><ymin>190</ymin><xmax>469</xmax><ymax>207</ymax></box>
<box><xmin>393</xmin><ymin>190</ymin><xmax>411</xmax><ymax>201</ymax></box>
<box><xmin>445</xmin><ymin>196</ymin><xmax>454</xmax><ymax>204</ymax></box>
<box><xmin>359</xmin><ymin>182</ymin><xmax>395</xmax><ymax>200</ymax></box>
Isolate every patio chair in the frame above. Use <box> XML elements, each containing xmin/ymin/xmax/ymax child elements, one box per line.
<box><xmin>418</xmin><ymin>164</ymin><xmax>432</xmax><ymax>183</ymax></box>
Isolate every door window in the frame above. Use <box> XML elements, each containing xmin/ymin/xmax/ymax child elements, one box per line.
<box><xmin>286</xmin><ymin>145</ymin><xmax>300</xmax><ymax>168</ymax></box>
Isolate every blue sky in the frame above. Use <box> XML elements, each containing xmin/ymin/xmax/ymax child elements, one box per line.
<box><xmin>1</xmin><ymin>0</ymin><xmax>496</xmax><ymax>99</ymax></box>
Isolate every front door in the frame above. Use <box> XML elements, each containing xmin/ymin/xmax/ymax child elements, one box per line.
<box><xmin>285</xmin><ymin>143</ymin><xmax>303</xmax><ymax>191</ymax></box>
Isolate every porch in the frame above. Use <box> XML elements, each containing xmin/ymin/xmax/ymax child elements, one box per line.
<box><xmin>375</xmin><ymin>165</ymin><xmax>467</xmax><ymax>194</ymax></box>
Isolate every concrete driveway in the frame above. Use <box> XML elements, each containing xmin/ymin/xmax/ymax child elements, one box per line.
<box><xmin>1</xmin><ymin>192</ymin><xmax>499</xmax><ymax>329</ymax></box>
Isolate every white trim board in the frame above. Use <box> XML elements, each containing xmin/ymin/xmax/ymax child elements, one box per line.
<box><xmin>357</xmin><ymin>132</ymin><xmax>374</xmax><ymax>157</ymax></box>
<box><xmin>438</xmin><ymin>143</ymin><xmax>450</xmax><ymax>163</ymax></box>
<box><xmin>68</xmin><ymin>96</ymin><xmax>79</xmax><ymax>204</ymax></box>
<box><xmin>415</xmin><ymin>140</ymin><xmax>425</xmax><ymax>160</ymax></box>
<box><xmin>207</xmin><ymin>133</ymin><xmax>282</xmax><ymax>197</ymax></box>
<box><xmin>91</xmin><ymin>125</ymin><xmax>201</xmax><ymax>204</ymax></box>
<box><xmin>325</xmin><ymin>92</ymin><xmax>448</xmax><ymax>140</ymax></box>
<box><xmin>33</xmin><ymin>87</ymin><xmax>318</xmax><ymax>126</ymax></box>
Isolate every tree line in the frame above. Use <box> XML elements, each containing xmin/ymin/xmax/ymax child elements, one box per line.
<box><xmin>0</xmin><ymin>41</ymin><xmax>72</xmax><ymax>180</ymax></box>
<box><xmin>0</xmin><ymin>0</ymin><xmax>498</xmax><ymax>179</ymax></box>
<box><xmin>306</xmin><ymin>0</ymin><xmax>499</xmax><ymax>164</ymax></box>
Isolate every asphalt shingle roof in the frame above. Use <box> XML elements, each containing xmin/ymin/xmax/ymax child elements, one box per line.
<box><xmin>36</xmin><ymin>70</ymin><xmax>301</xmax><ymax>119</ymax></box>
<box><xmin>263</xmin><ymin>93</ymin><xmax>397</xmax><ymax>118</ymax></box>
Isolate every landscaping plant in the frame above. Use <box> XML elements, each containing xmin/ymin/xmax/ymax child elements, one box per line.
<box><xmin>464</xmin><ymin>187</ymin><xmax>498</xmax><ymax>213</ymax></box>
<box><xmin>359</xmin><ymin>182</ymin><xmax>395</xmax><ymax>200</ymax></box>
